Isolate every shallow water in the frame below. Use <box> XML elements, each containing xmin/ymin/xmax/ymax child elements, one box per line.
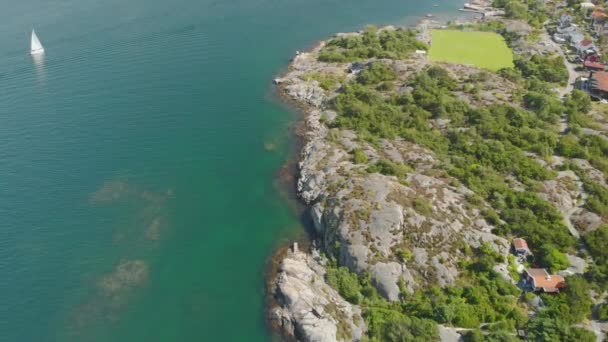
<box><xmin>0</xmin><ymin>0</ymin><xmax>465</xmax><ymax>340</ymax></box>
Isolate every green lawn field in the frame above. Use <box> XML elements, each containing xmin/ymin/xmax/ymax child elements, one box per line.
<box><xmin>429</xmin><ymin>30</ymin><xmax>514</xmax><ymax>71</ymax></box>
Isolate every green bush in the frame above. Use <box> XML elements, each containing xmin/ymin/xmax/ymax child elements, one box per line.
<box><xmin>515</xmin><ymin>54</ymin><xmax>569</xmax><ymax>85</ymax></box>
<box><xmin>318</xmin><ymin>26</ymin><xmax>428</xmax><ymax>63</ymax></box>
<box><xmin>541</xmin><ymin>276</ymin><xmax>593</xmax><ymax>324</ymax></box>
<box><xmin>583</xmin><ymin>225</ymin><xmax>608</xmax><ymax>264</ymax></box>
<box><xmin>598</xmin><ymin>302</ymin><xmax>608</xmax><ymax>321</ymax></box>
<box><xmin>357</xmin><ymin>62</ymin><xmax>396</xmax><ymax>85</ymax></box>
<box><xmin>325</xmin><ymin>266</ymin><xmax>362</xmax><ymax>304</ymax></box>
<box><xmin>527</xmin><ymin>317</ymin><xmax>596</xmax><ymax>342</ymax></box>
<box><xmin>537</xmin><ymin>245</ymin><xmax>570</xmax><ymax>272</ymax></box>
<box><xmin>352</xmin><ymin>148</ymin><xmax>368</xmax><ymax>164</ymax></box>
<box><xmin>365</xmin><ymin>308</ymin><xmax>439</xmax><ymax>342</ymax></box>
<box><xmin>367</xmin><ymin>159</ymin><xmax>411</xmax><ymax>179</ymax></box>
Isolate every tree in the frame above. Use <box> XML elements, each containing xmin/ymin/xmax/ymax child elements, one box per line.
<box><xmin>325</xmin><ymin>266</ymin><xmax>362</xmax><ymax>304</ymax></box>
<box><xmin>541</xmin><ymin>276</ymin><xmax>593</xmax><ymax>324</ymax></box>
<box><xmin>527</xmin><ymin>317</ymin><xmax>595</xmax><ymax>341</ymax></box>
<box><xmin>505</xmin><ymin>1</ymin><xmax>528</xmax><ymax>20</ymax></box>
<box><xmin>537</xmin><ymin>244</ymin><xmax>570</xmax><ymax>272</ymax></box>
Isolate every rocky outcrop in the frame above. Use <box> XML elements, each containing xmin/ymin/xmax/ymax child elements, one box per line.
<box><xmin>274</xmin><ymin>41</ymin><xmax>511</xmax><ymax>305</ymax></box>
<box><xmin>270</xmin><ymin>247</ymin><xmax>366</xmax><ymax>342</ymax></box>
<box><xmin>269</xmin><ymin>27</ymin><xmax>519</xmax><ymax>340</ymax></box>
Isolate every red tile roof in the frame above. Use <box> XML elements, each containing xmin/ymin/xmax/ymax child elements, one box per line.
<box><xmin>591</xmin><ymin>71</ymin><xmax>608</xmax><ymax>92</ymax></box>
<box><xmin>592</xmin><ymin>10</ymin><xmax>608</xmax><ymax>19</ymax></box>
<box><xmin>584</xmin><ymin>60</ymin><xmax>606</xmax><ymax>70</ymax></box>
<box><xmin>526</xmin><ymin>268</ymin><xmax>566</xmax><ymax>292</ymax></box>
<box><xmin>581</xmin><ymin>39</ymin><xmax>594</xmax><ymax>47</ymax></box>
<box><xmin>513</xmin><ymin>238</ymin><xmax>530</xmax><ymax>251</ymax></box>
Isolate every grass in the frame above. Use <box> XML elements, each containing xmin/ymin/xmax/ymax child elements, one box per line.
<box><xmin>429</xmin><ymin>30</ymin><xmax>514</xmax><ymax>71</ymax></box>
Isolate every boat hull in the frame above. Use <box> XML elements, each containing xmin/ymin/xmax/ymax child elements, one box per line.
<box><xmin>30</xmin><ymin>48</ymin><xmax>45</xmax><ymax>55</ymax></box>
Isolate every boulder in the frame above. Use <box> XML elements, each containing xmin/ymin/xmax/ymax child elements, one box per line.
<box><xmin>270</xmin><ymin>249</ymin><xmax>366</xmax><ymax>342</ymax></box>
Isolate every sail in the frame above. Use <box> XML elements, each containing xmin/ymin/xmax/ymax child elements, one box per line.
<box><xmin>31</xmin><ymin>30</ymin><xmax>44</xmax><ymax>55</ymax></box>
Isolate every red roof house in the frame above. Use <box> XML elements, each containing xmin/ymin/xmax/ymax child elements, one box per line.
<box><xmin>525</xmin><ymin>269</ymin><xmax>566</xmax><ymax>293</ymax></box>
<box><xmin>590</xmin><ymin>71</ymin><xmax>608</xmax><ymax>99</ymax></box>
<box><xmin>584</xmin><ymin>60</ymin><xmax>606</xmax><ymax>71</ymax></box>
<box><xmin>512</xmin><ymin>238</ymin><xmax>531</xmax><ymax>256</ymax></box>
<box><xmin>591</xmin><ymin>10</ymin><xmax>608</xmax><ymax>20</ymax></box>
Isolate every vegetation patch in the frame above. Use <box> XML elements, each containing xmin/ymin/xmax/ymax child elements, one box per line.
<box><xmin>429</xmin><ymin>30</ymin><xmax>514</xmax><ymax>71</ymax></box>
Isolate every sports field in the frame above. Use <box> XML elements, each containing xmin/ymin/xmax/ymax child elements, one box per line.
<box><xmin>429</xmin><ymin>30</ymin><xmax>514</xmax><ymax>71</ymax></box>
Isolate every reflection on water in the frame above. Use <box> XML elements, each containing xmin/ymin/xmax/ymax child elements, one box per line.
<box><xmin>31</xmin><ymin>53</ymin><xmax>46</xmax><ymax>83</ymax></box>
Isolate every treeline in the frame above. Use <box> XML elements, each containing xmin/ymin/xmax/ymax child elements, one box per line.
<box><xmin>492</xmin><ymin>0</ymin><xmax>550</xmax><ymax>28</ymax></box>
<box><xmin>318</xmin><ymin>26</ymin><xmax>428</xmax><ymax>63</ymax></box>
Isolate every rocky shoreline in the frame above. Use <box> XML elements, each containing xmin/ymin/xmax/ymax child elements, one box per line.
<box><xmin>266</xmin><ymin>24</ymin><xmax>512</xmax><ymax>341</ymax></box>
<box><xmin>266</xmin><ymin>13</ymin><xmax>608</xmax><ymax>340</ymax></box>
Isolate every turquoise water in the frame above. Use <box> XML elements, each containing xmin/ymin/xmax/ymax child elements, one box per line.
<box><xmin>0</xmin><ymin>1</ymin><xmax>465</xmax><ymax>341</ymax></box>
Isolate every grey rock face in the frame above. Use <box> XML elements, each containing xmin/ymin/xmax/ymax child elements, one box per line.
<box><xmin>276</xmin><ymin>29</ymin><xmax>512</xmax><ymax>305</ymax></box>
<box><xmin>270</xmin><ymin>249</ymin><xmax>366</xmax><ymax>342</ymax></box>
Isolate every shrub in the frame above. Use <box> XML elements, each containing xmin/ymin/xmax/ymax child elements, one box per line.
<box><xmin>352</xmin><ymin>148</ymin><xmax>368</xmax><ymax>164</ymax></box>
<box><xmin>367</xmin><ymin>159</ymin><xmax>411</xmax><ymax>179</ymax></box>
<box><xmin>318</xmin><ymin>26</ymin><xmax>428</xmax><ymax>63</ymax></box>
<box><xmin>537</xmin><ymin>244</ymin><xmax>570</xmax><ymax>272</ymax></box>
<box><xmin>325</xmin><ymin>266</ymin><xmax>362</xmax><ymax>304</ymax></box>
<box><xmin>357</xmin><ymin>62</ymin><xmax>396</xmax><ymax>85</ymax></box>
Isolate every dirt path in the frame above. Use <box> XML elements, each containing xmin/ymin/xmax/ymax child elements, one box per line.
<box><xmin>541</xmin><ymin>32</ymin><xmax>578</xmax><ymax>97</ymax></box>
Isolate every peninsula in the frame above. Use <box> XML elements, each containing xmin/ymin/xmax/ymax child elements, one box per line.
<box><xmin>269</xmin><ymin>3</ymin><xmax>608</xmax><ymax>341</ymax></box>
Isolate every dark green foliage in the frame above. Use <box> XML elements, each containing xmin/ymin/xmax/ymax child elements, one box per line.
<box><xmin>498</xmin><ymin>67</ymin><xmax>523</xmax><ymax>83</ymax></box>
<box><xmin>492</xmin><ymin>0</ymin><xmax>549</xmax><ymax>28</ymax></box>
<box><xmin>536</xmin><ymin>244</ymin><xmax>570</xmax><ymax>272</ymax></box>
<box><xmin>564</xmin><ymin>90</ymin><xmax>592</xmax><ymax>116</ymax></box>
<box><xmin>352</xmin><ymin>148</ymin><xmax>368</xmax><ymax>164</ymax></box>
<box><xmin>523</xmin><ymin>91</ymin><xmax>564</xmax><ymax>123</ymax></box>
<box><xmin>357</xmin><ymin>62</ymin><xmax>396</xmax><ymax>85</ymax></box>
<box><xmin>583</xmin><ymin>225</ymin><xmax>608</xmax><ymax>264</ymax></box>
<box><xmin>557</xmin><ymin>135</ymin><xmax>588</xmax><ymax>159</ymax></box>
<box><xmin>540</xmin><ymin>276</ymin><xmax>593</xmax><ymax>324</ymax></box>
<box><xmin>318</xmin><ymin>26</ymin><xmax>428</xmax><ymax>63</ymax></box>
<box><xmin>496</xmin><ymin>190</ymin><xmax>575</xmax><ymax>250</ymax></box>
<box><xmin>515</xmin><ymin>54</ymin><xmax>569</xmax><ymax>85</ymax></box>
<box><xmin>402</xmin><ymin>246</ymin><xmax>524</xmax><ymax>330</ymax></box>
<box><xmin>598</xmin><ymin>302</ymin><xmax>608</xmax><ymax>321</ymax></box>
<box><xmin>325</xmin><ymin>266</ymin><xmax>362</xmax><ymax>304</ymax></box>
<box><xmin>365</xmin><ymin>308</ymin><xmax>439</xmax><ymax>342</ymax></box>
<box><xmin>568</xmin><ymin>165</ymin><xmax>608</xmax><ymax>219</ymax></box>
<box><xmin>504</xmin><ymin>1</ymin><xmax>527</xmax><ymax>19</ymax></box>
<box><xmin>527</xmin><ymin>317</ymin><xmax>596</xmax><ymax>341</ymax></box>
<box><xmin>367</xmin><ymin>159</ymin><xmax>411</xmax><ymax>179</ymax></box>
<box><xmin>324</xmin><ymin>264</ymin><xmax>440</xmax><ymax>341</ymax></box>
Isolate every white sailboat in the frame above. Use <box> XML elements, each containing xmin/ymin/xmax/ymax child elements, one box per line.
<box><xmin>30</xmin><ymin>29</ymin><xmax>45</xmax><ymax>55</ymax></box>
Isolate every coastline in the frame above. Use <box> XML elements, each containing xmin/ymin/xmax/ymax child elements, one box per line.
<box><xmin>264</xmin><ymin>3</ymin><xmax>608</xmax><ymax>339</ymax></box>
<box><xmin>263</xmin><ymin>18</ymin><xmax>459</xmax><ymax>341</ymax></box>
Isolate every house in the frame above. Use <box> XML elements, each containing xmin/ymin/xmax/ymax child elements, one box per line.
<box><xmin>584</xmin><ymin>60</ymin><xmax>606</xmax><ymax>71</ymax></box>
<box><xmin>524</xmin><ymin>268</ymin><xmax>566</xmax><ymax>293</ymax></box>
<box><xmin>575</xmin><ymin>38</ymin><xmax>597</xmax><ymax>57</ymax></box>
<box><xmin>589</xmin><ymin>71</ymin><xmax>608</xmax><ymax>99</ymax></box>
<box><xmin>587</xmin><ymin>53</ymin><xmax>602</xmax><ymax>63</ymax></box>
<box><xmin>512</xmin><ymin>238</ymin><xmax>531</xmax><ymax>257</ymax></box>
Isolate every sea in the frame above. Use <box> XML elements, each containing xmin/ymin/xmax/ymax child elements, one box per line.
<box><xmin>0</xmin><ymin>0</ymin><xmax>467</xmax><ymax>340</ymax></box>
